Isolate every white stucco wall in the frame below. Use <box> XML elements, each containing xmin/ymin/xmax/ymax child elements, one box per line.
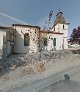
<box><xmin>52</xmin><ymin>23</ymin><xmax>69</xmax><ymax>49</ymax></box>
<box><xmin>63</xmin><ymin>37</ymin><xmax>68</xmax><ymax>49</ymax></box>
<box><xmin>43</xmin><ymin>33</ymin><xmax>63</xmax><ymax>51</ymax></box>
<box><xmin>63</xmin><ymin>24</ymin><xmax>68</xmax><ymax>49</ymax></box>
<box><xmin>14</xmin><ymin>26</ymin><xmax>40</xmax><ymax>54</ymax></box>
<box><xmin>53</xmin><ymin>24</ymin><xmax>68</xmax><ymax>34</ymax></box>
<box><xmin>13</xmin><ymin>23</ymin><xmax>68</xmax><ymax>54</ymax></box>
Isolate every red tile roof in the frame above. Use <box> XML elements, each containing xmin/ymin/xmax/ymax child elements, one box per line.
<box><xmin>39</xmin><ymin>30</ymin><xmax>63</xmax><ymax>35</ymax></box>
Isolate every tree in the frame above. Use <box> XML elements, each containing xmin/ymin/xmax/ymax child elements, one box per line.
<box><xmin>70</xmin><ymin>26</ymin><xmax>80</xmax><ymax>45</ymax></box>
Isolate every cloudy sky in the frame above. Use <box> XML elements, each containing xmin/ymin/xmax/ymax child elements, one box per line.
<box><xmin>0</xmin><ymin>0</ymin><xmax>80</xmax><ymax>36</ymax></box>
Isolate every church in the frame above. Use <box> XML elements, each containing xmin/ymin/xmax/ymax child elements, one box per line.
<box><xmin>0</xmin><ymin>10</ymin><xmax>69</xmax><ymax>59</ymax></box>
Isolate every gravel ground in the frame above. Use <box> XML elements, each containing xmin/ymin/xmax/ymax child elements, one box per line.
<box><xmin>0</xmin><ymin>49</ymin><xmax>80</xmax><ymax>92</ymax></box>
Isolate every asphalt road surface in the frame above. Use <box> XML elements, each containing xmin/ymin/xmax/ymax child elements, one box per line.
<box><xmin>10</xmin><ymin>64</ymin><xmax>80</xmax><ymax>92</ymax></box>
<box><xmin>38</xmin><ymin>71</ymin><xmax>80</xmax><ymax>92</ymax></box>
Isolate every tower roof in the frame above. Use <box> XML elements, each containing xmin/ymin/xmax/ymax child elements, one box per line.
<box><xmin>54</xmin><ymin>9</ymin><xmax>67</xmax><ymax>26</ymax></box>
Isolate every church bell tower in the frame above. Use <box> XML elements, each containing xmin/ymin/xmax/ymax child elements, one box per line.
<box><xmin>53</xmin><ymin>9</ymin><xmax>69</xmax><ymax>49</ymax></box>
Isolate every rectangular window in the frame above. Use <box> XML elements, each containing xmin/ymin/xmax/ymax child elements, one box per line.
<box><xmin>54</xmin><ymin>27</ymin><xmax>55</xmax><ymax>31</ymax></box>
<box><xmin>44</xmin><ymin>38</ymin><xmax>47</xmax><ymax>46</ymax></box>
<box><xmin>63</xmin><ymin>25</ymin><xmax>64</xmax><ymax>29</ymax></box>
<box><xmin>24</xmin><ymin>33</ymin><xmax>30</xmax><ymax>46</ymax></box>
<box><xmin>53</xmin><ymin>38</ymin><xmax>56</xmax><ymax>46</ymax></box>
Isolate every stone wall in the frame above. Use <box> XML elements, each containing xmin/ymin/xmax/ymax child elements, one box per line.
<box><xmin>6</xmin><ymin>28</ymin><xmax>15</xmax><ymax>56</ymax></box>
<box><xmin>0</xmin><ymin>29</ymin><xmax>6</xmax><ymax>59</ymax></box>
<box><xmin>0</xmin><ymin>27</ymin><xmax>15</xmax><ymax>59</ymax></box>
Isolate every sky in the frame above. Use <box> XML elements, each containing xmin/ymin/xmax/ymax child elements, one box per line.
<box><xmin>0</xmin><ymin>0</ymin><xmax>80</xmax><ymax>37</ymax></box>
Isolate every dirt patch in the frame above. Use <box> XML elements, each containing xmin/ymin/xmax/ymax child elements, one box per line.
<box><xmin>34</xmin><ymin>62</ymin><xmax>46</xmax><ymax>72</ymax></box>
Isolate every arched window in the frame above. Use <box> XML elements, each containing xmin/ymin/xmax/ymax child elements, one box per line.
<box><xmin>24</xmin><ymin>33</ymin><xmax>30</xmax><ymax>46</ymax></box>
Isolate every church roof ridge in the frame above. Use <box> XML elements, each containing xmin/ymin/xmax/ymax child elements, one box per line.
<box><xmin>12</xmin><ymin>24</ymin><xmax>41</xmax><ymax>29</ymax></box>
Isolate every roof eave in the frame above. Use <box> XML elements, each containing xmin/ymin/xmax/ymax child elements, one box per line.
<box><xmin>12</xmin><ymin>24</ymin><xmax>41</xmax><ymax>29</ymax></box>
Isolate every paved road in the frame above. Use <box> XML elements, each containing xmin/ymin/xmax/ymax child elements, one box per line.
<box><xmin>10</xmin><ymin>64</ymin><xmax>80</xmax><ymax>92</ymax></box>
<box><xmin>39</xmin><ymin>71</ymin><xmax>80</xmax><ymax>92</ymax></box>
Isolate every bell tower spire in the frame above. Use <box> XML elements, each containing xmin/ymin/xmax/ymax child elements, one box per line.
<box><xmin>53</xmin><ymin>9</ymin><xmax>66</xmax><ymax>26</ymax></box>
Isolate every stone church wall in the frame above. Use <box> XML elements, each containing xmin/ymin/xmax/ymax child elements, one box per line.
<box><xmin>13</xmin><ymin>25</ymin><xmax>40</xmax><ymax>54</ymax></box>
